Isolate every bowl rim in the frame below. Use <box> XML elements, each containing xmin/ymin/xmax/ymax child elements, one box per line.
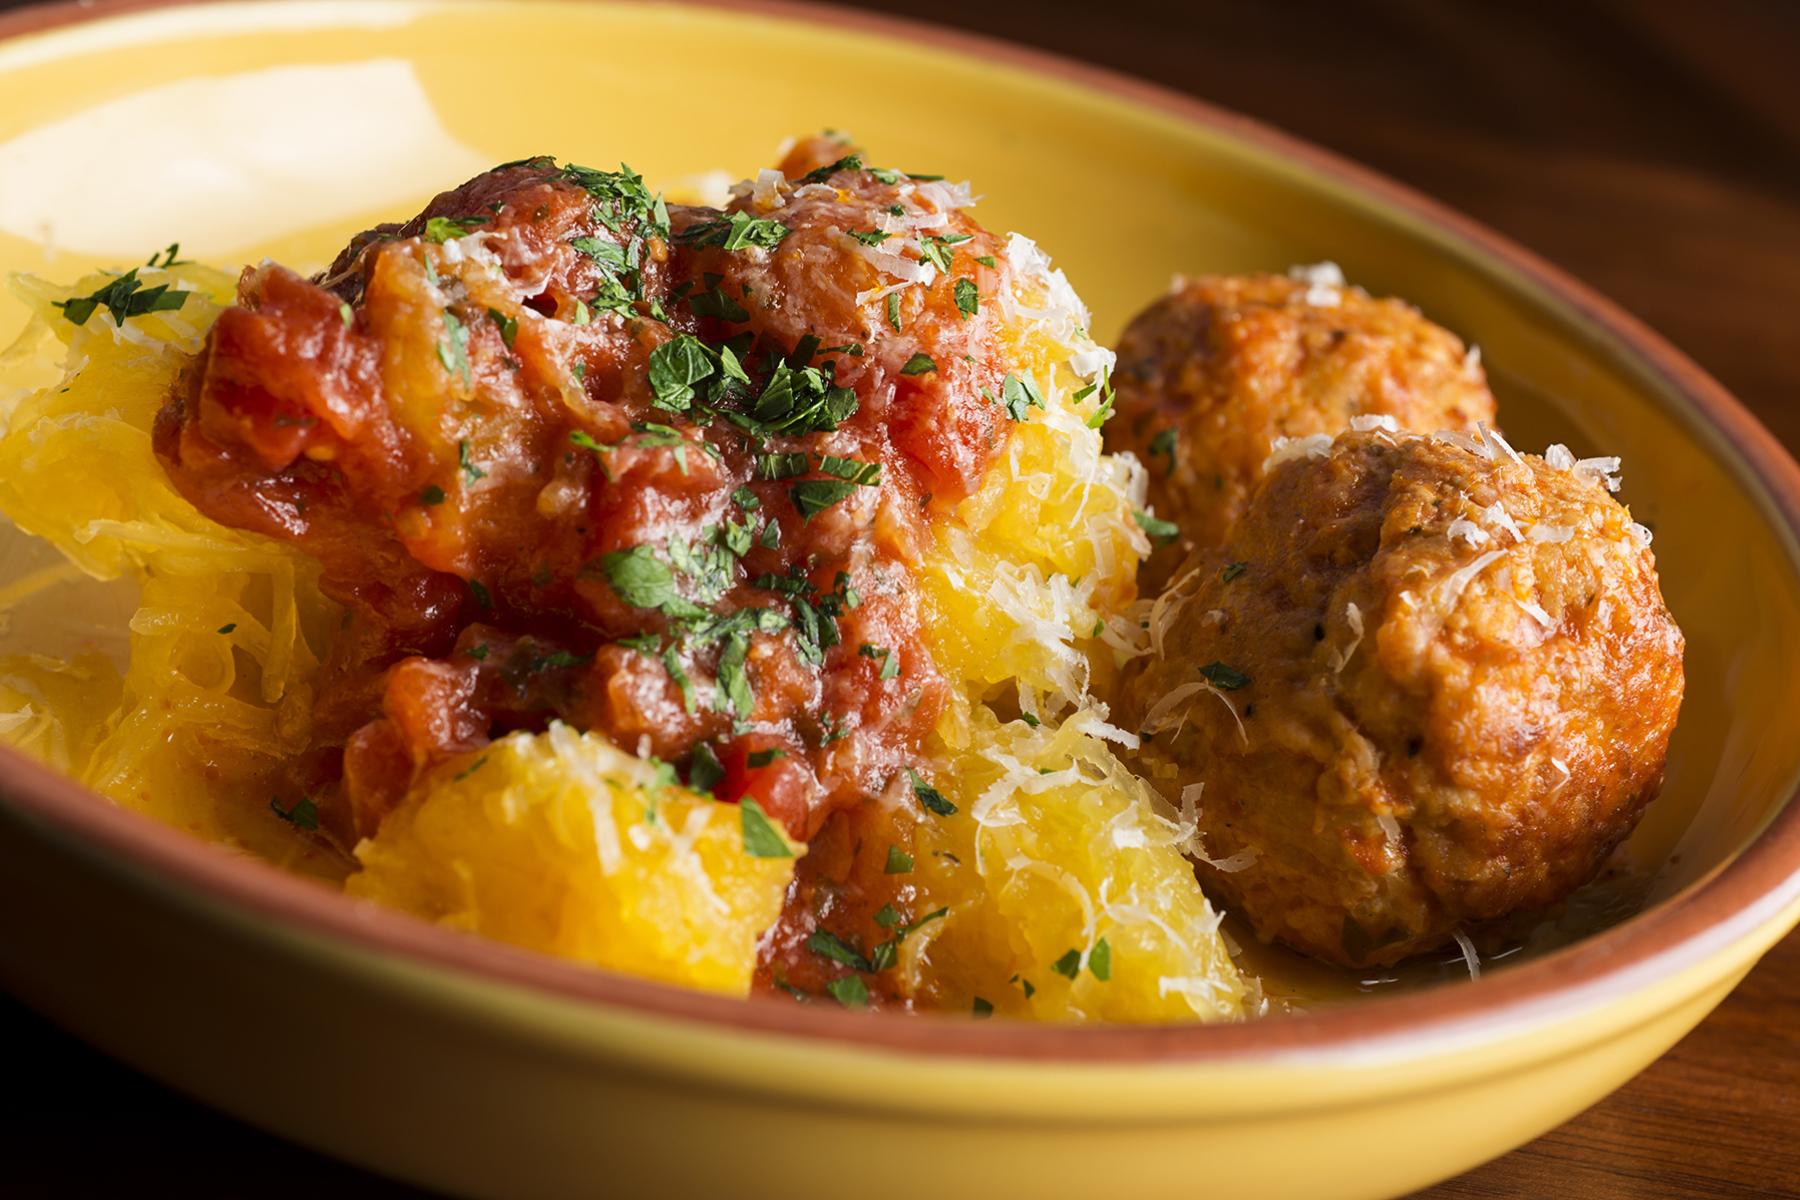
<box><xmin>2</xmin><ymin>0</ymin><xmax>1799</xmax><ymax>1067</ymax></box>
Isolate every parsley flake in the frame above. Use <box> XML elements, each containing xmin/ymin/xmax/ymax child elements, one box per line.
<box><xmin>55</xmin><ymin>268</ymin><xmax>188</xmax><ymax>327</ymax></box>
<box><xmin>1134</xmin><ymin>510</ymin><xmax>1180</xmax><ymax>544</ymax></box>
<box><xmin>424</xmin><ymin>215</ymin><xmax>487</xmax><ymax>243</ymax></box>
<box><xmin>789</xmin><ymin>479</ymin><xmax>862</xmax><ymax>520</ymax></box>
<box><xmin>900</xmin><ymin>352</ymin><xmax>936</xmax><ymax>376</ymax></box>
<box><xmin>953</xmin><ymin>277</ymin><xmax>978</xmax><ymax>318</ymax></box>
<box><xmin>458</xmin><ymin>439</ymin><xmax>486</xmax><ymax>485</ymax></box>
<box><xmin>826</xmin><ymin>975</ymin><xmax>869</xmax><ymax>1008</ymax></box>
<box><xmin>739</xmin><ymin>797</ymin><xmax>794</xmax><ymax>858</ymax></box>
<box><xmin>269</xmin><ymin>796</ymin><xmax>319</xmax><ymax>831</ymax></box>
<box><xmin>885</xmin><ymin>846</ymin><xmax>914</xmax><ymax>874</ymax></box>
<box><xmin>907</xmin><ymin>768</ymin><xmax>956</xmax><ymax>816</ymax></box>
<box><xmin>439</xmin><ymin>310</ymin><xmax>471</xmax><ymax>385</ymax></box>
<box><xmin>1199</xmin><ymin>661</ymin><xmax>1250</xmax><ymax>690</ymax></box>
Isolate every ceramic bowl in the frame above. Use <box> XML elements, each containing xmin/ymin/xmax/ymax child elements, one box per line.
<box><xmin>1</xmin><ymin>3</ymin><xmax>1797</xmax><ymax>1198</ymax></box>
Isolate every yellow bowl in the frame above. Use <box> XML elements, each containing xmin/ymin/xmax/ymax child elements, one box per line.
<box><xmin>2</xmin><ymin>3</ymin><xmax>1798</xmax><ymax>1197</ymax></box>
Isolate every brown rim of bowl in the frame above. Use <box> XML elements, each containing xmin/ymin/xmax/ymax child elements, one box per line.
<box><xmin>2</xmin><ymin>0</ymin><xmax>1799</xmax><ymax>1066</ymax></box>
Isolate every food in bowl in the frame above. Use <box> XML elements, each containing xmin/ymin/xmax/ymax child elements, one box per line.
<box><xmin>1107</xmin><ymin>268</ymin><xmax>1499</xmax><ymax>588</ymax></box>
<box><xmin>0</xmin><ymin>134</ymin><xmax>1681</xmax><ymax>1020</ymax></box>
<box><xmin>1120</xmin><ymin>427</ymin><xmax>1684</xmax><ymax>967</ymax></box>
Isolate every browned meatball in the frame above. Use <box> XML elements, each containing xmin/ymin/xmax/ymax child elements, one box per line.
<box><xmin>1121</xmin><ymin>429</ymin><xmax>1684</xmax><ymax>968</ymax></box>
<box><xmin>1110</xmin><ymin>270</ymin><xmax>1497</xmax><ymax>587</ymax></box>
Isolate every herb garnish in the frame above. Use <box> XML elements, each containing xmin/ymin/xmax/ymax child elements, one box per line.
<box><xmin>439</xmin><ymin>311</ymin><xmax>471</xmax><ymax>385</ymax></box>
<box><xmin>1199</xmin><ymin>661</ymin><xmax>1250</xmax><ymax>690</ymax></box>
<box><xmin>907</xmin><ymin>768</ymin><xmax>956</xmax><ymax>816</ymax></box>
<box><xmin>424</xmin><ymin>215</ymin><xmax>488</xmax><ymax>243</ymax></box>
<box><xmin>269</xmin><ymin>796</ymin><xmax>319</xmax><ymax>831</ymax></box>
<box><xmin>458</xmin><ymin>439</ymin><xmax>486</xmax><ymax>485</ymax></box>
<box><xmin>1134</xmin><ymin>510</ymin><xmax>1180</xmax><ymax>544</ymax></box>
<box><xmin>1000</xmin><ymin>373</ymin><xmax>1043</xmax><ymax>421</ymax></box>
<box><xmin>900</xmin><ymin>352</ymin><xmax>936</xmax><ymax>376</ymax></box>
<box><xmin>953</xmin><ymin>277</ymin><xmax>978</xmax><ymax>318</ymax></box>
<box><xmin>739</xmin><ymin>797</ymin><xmax>793</xmax><ymax>858</ymax></box>
<box><xmin>55</xmin><ymin>269</ymin><xmax>188</xmax><ymax>327</ymax></box>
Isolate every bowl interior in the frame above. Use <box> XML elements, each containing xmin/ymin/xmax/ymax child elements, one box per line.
<box><xmin>0</xmin><ymin>0</ymin><xmax>1796</xmax><ymax>1007</ymax></box>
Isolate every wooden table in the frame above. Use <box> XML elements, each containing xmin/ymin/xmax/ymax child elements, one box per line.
<box><xmin>3</xmin><ymin>0</ymin><xmax>1797</xmax><ymax>1196</ymax></box>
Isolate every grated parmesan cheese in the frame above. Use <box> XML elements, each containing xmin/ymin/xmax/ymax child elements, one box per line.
<box><xmin>1264</xmin><ymin>432</ymin><xmax>1334</xmax><ymax>470</ymax></box>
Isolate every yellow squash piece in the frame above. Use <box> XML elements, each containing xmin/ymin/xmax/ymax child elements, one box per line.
<box><xmin>349</xmin><ymin>723</ymin><xmax>802</xmax><ymax>996</ymax></box>
<box><xmin>899</xmin><ymin>704</ymin><xmax>1251</xmax><ymax>1022</ymax></box>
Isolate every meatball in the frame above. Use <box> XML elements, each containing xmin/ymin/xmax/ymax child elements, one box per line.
<box><xmin>1109</xmin><ymin>269</ymin><xmax>1497</xmax><ymax>587</ymax></box>
<box><xmin>1121</xmin><ymin>428</ymin><xmax>1684</xmax><ymax>968</ymax></box>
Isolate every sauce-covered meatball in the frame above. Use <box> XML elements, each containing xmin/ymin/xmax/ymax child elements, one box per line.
<box><xmin>1109</xmin><ymin>269</ymin><xmax>1497</xmax><ymax>585</ymax></box>
<box><xmin>1121</xmin><ymin>428</ymin><xmax>1683</xmax><ymax>968</ymax></box>
<box><xmin>155</xmin><ymin>146</ymin><xmax>1029</xmax><ymax>1007</ymax></box>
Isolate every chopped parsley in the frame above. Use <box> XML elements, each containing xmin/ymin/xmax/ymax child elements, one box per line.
<box><xmin>1089</xmin><ymin>937</ymin><xmax>1112</xmax><ymax>981</ymax></box>
<box><xmin>746</xmin><ymin>747</ymin><xmax>787</xmax><ymax>768</ymax></box>
<box><xmin>677</xmin><ymin>209</ymin><xmax>791</xmax><ymax>251</ymax></box>
<box><xmin>739</xmin><ymin>797</ymin><xmax>793</xmax><ymax>858</ymax></box>
<box><xmin>1051</xmin><ymin>948</ymin><xmax>1081</xmax><ymax>979</ymax></box>
<box><xmin>798</xmin><ymin>153</ymin><xmax>861</xmax><ymax>185</ymax></box>
<box><xmin>974</xmin><ymin>254</ymin><xmax>997</xmax><ymax>268</ymax></box>
<box><xmin>884</xmin><ymin>846</ymin><xmax>914</xmax><ymax>874</ymax></box>
<box><xmin>900</xmin><ymin>352</ymin><xmax>936</xmax><ymax>376</ymax></box>
<box><xmin>424</xmin><ymin>215</ymin><xmax>487</xmax><ymax>243</ymax></box>
<box><xmin>689</xmin><ymin>742</ymin><xmax>725</xmax><ymax>793</ymax></box>
<box><xmin>439</xmin><ymin>311</ymin><xmax>471</xmax><ymax>385</ymax></box>
<box><xmin>467</xmin><ymin>579</ymin><xmax>492</xmax><ymax>610</ymax></box>
<box><xmin>826</xmin><ymin>975</ymin><xmax>869</xmax><ymax>1008</ymax></box>
<box><xmin>269</xmin><ymin>796</ymin><xmax>319</xmax><ymax>831</ymax></box>
<box><xmin>1000</xmin><ymin>373</ymin><xmax>1044</xmax><ymax>421</ymax></box>
<box><xmin>917</xmin><ymin>232</ymin><xmax>972</xmax><ymax>272</ymax></box>
<box><xmin>716</xmin><ymin>631</ymin><xmax>754</xmax><ymax>718</ymax></box>
<box><xmin>1134</xmin><ymin>510</ymin><xmax>1180</xmax><ymax>544</ymax></box>
<box><xmin>458</xmin><ymin>439</ymin><xmax>486</xmax><ymax>485</ymax></box>
<box><xmin>420</xmin><ymin>484</ymin><xmax>447</xmax><ymax>506</ymax></box>
<box><xmin>487</xmin><ymin>307</ymin><xmax>518</xmax><ymax>350</ymax></box>
<box><xmin>807</xmin><ymin>928</ymin><xmax>871</xmax><ymax>972</ymax></box>
<box><xmin>885</xmin><ymin>292</ymin><xmax>902</xmax><ymax>333</ymax></box>
<box><xmin>789</xmin><ymin>479</ymin><xmax>862</xmax><ymax>520</ymax></box>
<box><xmin>859</xmin><ymin>644</ymin><xmax>900</xmax><ymax>680</ymax></box>
<box><xmin>817</xmin><ymin>455</ymin><xmax>880</xmax><ymax>485</ymax></box>
<box><xmin>596</xmin><ymin>545</ymin><xmax>705</xmax><ymax>619</ymax></box>
<box><xmin>848</xmin><ymin>229</ymin><xmax>891</xmax><ymax>246</ymax></box>
<box><xmin>216</xmin><ymin>623</ymin><xmax>237</xmax><ymax>635</ymax></box>
<box><xmin>755</xmin><ymin>452</ymin><xmax>811</xmax><ymax>480</ymax></box>
<box><xmin>1199</xmin><ymin>661</ymin><xmax>1250</xmax><ymax>690</ymax></box>
<box><xmin>338</xmin><ymin>302</ymin><xmax>355</xmax><ymax>329</ymax></box>
<box><xmin>647</xmin><ymin>334</ymin><xmax>714</xmax><ymax>413</ymax></box>
<box><xmin>55</xmin><ymin>268</ymin><xmax>188</xmax><ymax>327</ymax></box>
<box><xmin>907</xmin><ymin>768</ymin><xmax>956</xmax><ymax>816</ymax></box>
<box><xmin>953</xmin><ymin>277</ymin><xmax>978</xmax><ymax>318</ymax></box>
<box><xmin>972</xmin><ymin>997</ymin><xmax>994</xmax><ymax>1018</ymax></box>
<box><xmin>1148</xmin><ymin>427</ymin><xmax>1178</xmax><ymax>473</ymax></box>
<box><xmin>1222</xmin><ymin>561</ymin><xmax>1248</xmax><ymax>582</ymax></box>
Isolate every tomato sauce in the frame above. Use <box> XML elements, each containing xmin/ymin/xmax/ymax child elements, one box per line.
<box><xmin>155</xmin><ymin>141</ymin><xmax>1011</xmax><ymax>1004</ymax></box>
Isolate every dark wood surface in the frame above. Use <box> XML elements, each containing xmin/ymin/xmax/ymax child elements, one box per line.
<box><xmin>3</xmin><ymin>0</ymin><xmax>1798</xmax><ymax>1196</ymax></box>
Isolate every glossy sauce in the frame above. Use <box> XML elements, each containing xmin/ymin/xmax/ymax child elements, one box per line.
<box><xmin>155</xmin><ymin>143</ymin><xmax>1011</xmax><ymax>1004</ymax></box>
